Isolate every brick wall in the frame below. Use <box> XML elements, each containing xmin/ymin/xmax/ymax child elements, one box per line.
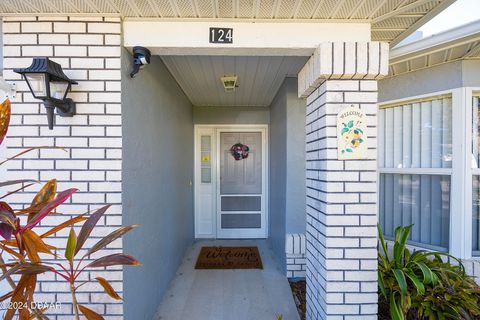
<box><xmin>305</xmin><ymin>79</ymin><xmax>379</xmax><ymax>319</ymax></box>
<box><xmin>286</xmin><ymin>233</ymin><xmax>306</xmax><ymax>278</ymax></box>
<box><xmin>299</xmin><ymin>42</ymin><xmax>388</xmax><ymax>319</ymax></box>
<box><xmin>2</xmin><ymin>16</ymin><xmax>123</xmax><ymax>319</ymax></box>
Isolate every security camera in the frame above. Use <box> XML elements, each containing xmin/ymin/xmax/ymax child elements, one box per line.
<box><xmin>130</xmin><ymin>46</ymin><xmax>151</xmax><ymax>78</ymax></box>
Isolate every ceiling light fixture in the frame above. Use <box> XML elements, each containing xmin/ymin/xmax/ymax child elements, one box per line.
<box><xmin>221</xmin><ymin>75</ymin><xmax>238</xmax><ymax>92</ymax></box>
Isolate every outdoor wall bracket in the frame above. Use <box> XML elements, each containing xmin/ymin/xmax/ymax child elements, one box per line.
<box><xmin>0</xmin><ymin>78</ymin><xmax>16</xmax><ymax>100</ymax></box>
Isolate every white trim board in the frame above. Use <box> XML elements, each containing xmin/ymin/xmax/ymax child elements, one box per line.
<box><xmin>123</xmin><ymin>21</ymin><xmax>371</xmax><ymax>56</ymax></box>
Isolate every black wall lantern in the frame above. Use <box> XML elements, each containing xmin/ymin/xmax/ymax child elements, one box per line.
<box><xmin>14</xmin><ymin>57</ymin><xmax>77</xmax><ymax>130</ymax></box>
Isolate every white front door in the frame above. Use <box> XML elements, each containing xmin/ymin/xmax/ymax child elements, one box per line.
<box><xmin>194</xmin><ymin>125</ymin><xmax>268</xmax><ymax>239</ymax></box>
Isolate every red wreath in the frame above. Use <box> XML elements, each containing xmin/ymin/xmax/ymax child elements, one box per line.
<box><xmin>230</xmin><ymin>143</ymin><xmax>250</xmax><ymax>160</ymax></box>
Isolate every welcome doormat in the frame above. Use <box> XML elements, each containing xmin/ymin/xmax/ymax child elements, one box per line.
<box><xmin>195</xmin><ymin>246</ymin><xmax>263</xmax><ymax>269</ymax></box>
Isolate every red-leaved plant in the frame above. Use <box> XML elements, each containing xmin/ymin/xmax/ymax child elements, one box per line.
<box><xmin>0</xmin><ymin>98</ymin><xmax>140</xmax><ymax>319</ymax></box>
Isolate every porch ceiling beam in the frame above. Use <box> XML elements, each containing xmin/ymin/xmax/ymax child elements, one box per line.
<box><xmin>191</xmin><ymin>0</ymin><xmax>200</xmax><ymax>18</ymax></box>
<box><xmin>253</xmin><ymin>0</ymin><xmax>260</xmax><ymax>18</ymax></box>
<box><xmin>37</xmin><ymin>0</ymin><xmax>61</xmax><ymax>13</ymax></box>
<box><xmin>213</xmin><ymin>0</ymin><xmax>219</xmax><ymax>18</ymax></box>
<box><xmin>59</xmin><ymin>0</ymin><xmax>82</xmax><ymax>13</ymax></box>
<box><xmin>390</xmin><ymin>20</ymin><xmax>480</xmax><ymax>63</ymax></box>
<box><xmin>329</xmin><ymin>0</ymin><xmax>347</xmax><ymax>19</ymax></box>
<box><xmin>372</xmin><ymin>0</ymin><xmax>434</xmax><ymax>24</ymax></box>
<box><xmin>124</xmin><ymin>0</ymin><xmax>142</xmax><ymax>17</ymax></box>
<box><xmin>123</xmin><ymin>20</ymin><xmax>371</xmax><ymax>56</ymax></box>
<box><xmin>19</xmin><ymin>0</ymin><xmax>41</xmax><ymax>13</ymax></box>
<box><xmin>102</xmin><ymin>0</ymin><xmax>121</xmax><ymax>15</ymax></box>
<box><xmin>390</xmin><ymin>0</ymin><xmax>457</xmax><ymax>46</ymax></box>
<box><xmin>397</xmin><ymin>13</ymin><xmax>428</xmax><ymax>17</ymax></box>
<box><xmin>366</xmin><ymin>0</ymin><xmax>389</xmax><ymax>20</ymax></box>
<box><xmin>465</xmin><ymin>42</ymin><xmax>480</xmax><ymax>58</ymax></box>
<box><xmin>291</xmin><ymin>0</ymin><xmax>303</xmax><ymax>19</ymax></box>
<box><xmin>82</xmin><ymin>0</ymin><xmax>102</xmax><ymax>13</ymax></box>
<box><xmin>2</xmin><ymin>0</ymin><xmax>21</xmax><ymax>13</ymax></box>
<box><xmin>168</xmin><ymin>0</ymin><xmax>181</xmax><ymax>17</ymax></box>
<box><xmin>145</xmin><ymin>0</ymin><xmax>162</xmax><ymax>17</ymax></box>
<box><xmin>372</xmin><ymin>27</ymin><xmax>408</xmax><ymax>32</ymax></box>
<box><xmin>311</xmin><ymin>0</ymin><xmax>328</xmax><ymax>19</ymax></box>
<box><xmin>347</xmin><ymin>0</ymin><xmax>368</xmax><ymax>19</ymax></box>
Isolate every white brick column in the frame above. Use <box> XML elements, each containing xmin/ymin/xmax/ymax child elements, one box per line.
<box><xmin>2</xmin><ymin>16</ymin><xmax>122</xmax><ymax>319</ymax></box>
<box><xmin>298</xmin><ymin>42</ymin><xmax>389</xmax><ymax>320</ymax></box>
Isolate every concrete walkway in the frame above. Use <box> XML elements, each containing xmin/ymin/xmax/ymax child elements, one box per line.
<box><xmin>154</xmin><ymin>240</ymin><xmax>300</xmax><ymax>320</ymax></box>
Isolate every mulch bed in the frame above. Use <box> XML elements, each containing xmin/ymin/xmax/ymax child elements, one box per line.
<box><xmin>288</xmin><ymin>280</ymin><xmax>391</xmax><ymax>320</ymax></box>
<box><xmin>288</xmin><ymin>281</ymin><xmax>480</xmax><ymax>320</ymax></box>
<box><xmin>289</xmin><ymin>279</ymin><xmax>306</xmax><ymax>320</ymax></box>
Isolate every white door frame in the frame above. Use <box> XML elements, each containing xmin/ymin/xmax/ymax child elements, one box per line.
<box><xmin>194</xmin><ymin>124</ymin><xmax>269</xmax><ymax>239</ymax></box>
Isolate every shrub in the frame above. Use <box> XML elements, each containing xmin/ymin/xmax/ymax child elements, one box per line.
<box><xmin>0</xmin><ymin>98</ymin><xmax>141</xmax><ymax>319</ymax></box>
<box><xmin>378</xmin><ymin>224</ymin><xmax>480</xmax><ymax>320</ymax></box>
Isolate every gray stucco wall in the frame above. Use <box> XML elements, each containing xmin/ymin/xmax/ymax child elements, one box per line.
<box><xmin>269</xmin><ymin>79</ymin><xmax>287</xmax><ymax>271</ymax></box>
<box><xmin>268</xmin><ymin>78</ymin><xmax>306</xmax><ymax>271</ymax></box>
<box><xmin>285</xmin><ymin>78</ymin><xmax>306</xmax><ymax>234</ymax></box>
<box><xmin>122</xmin><ymin>49</ymin><xmax>194</xmax><ymax>320</ymax></box>
<box><xmin>193</xmin><ymin>106</ymin><xmax>269</xmax><ymax>124</ymax></box>
<box><xmin>379</xmin><ymin>60</ymin><xmax>480</xmax><ymax>103</ymax></box>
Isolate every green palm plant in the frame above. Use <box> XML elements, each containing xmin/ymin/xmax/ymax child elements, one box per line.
<box><xmin>378</xmin><ymin>224</ymin><xmax>480</xmax><ymax>320</ymax></box>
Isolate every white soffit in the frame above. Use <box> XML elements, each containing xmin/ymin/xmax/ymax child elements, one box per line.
<box><xmin>0</xmin><ymin>0</ymin><xmax>456</xmax><ymax>45</ymax></box>
<box><xmin>161</xmin><ymin>55</ymin><xmax>308</xmax><ymax>107</ymax></box>
<box><xmin>389</xmin><ymin>20</ymin><xmax>480</xmax><ymax>77</ymax></box>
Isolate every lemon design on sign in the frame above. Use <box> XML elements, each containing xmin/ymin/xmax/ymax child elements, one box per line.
<box><xmin>340</xmin><ymin>120</ymin><xmax>364</xmax><ymax>154</ymax></box>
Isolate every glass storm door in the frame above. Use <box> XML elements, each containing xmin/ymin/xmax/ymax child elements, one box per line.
<box><xmin>217</xmin><ymin>130</ymin><xmax>266</xmax><ymax>238</ymax></box>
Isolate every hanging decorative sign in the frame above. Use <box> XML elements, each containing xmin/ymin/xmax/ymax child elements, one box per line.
<box><xmin>230</xmin><ymin>143</ymin><xmax>250</xmax><ymax>160</ymax></box>
<box><xmin>337</xmin><ymin>106</ymin><xmax>368</xmax><ymax>160</ymax></box>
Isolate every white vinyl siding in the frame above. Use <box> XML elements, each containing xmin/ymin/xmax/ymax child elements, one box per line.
<box><xmin>379</xmin><ymin>96</ymin><xmax>452</xmax><ymax>251</ymax></box>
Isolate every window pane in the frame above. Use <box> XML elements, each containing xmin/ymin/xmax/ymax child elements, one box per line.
<box><xmin>379</xmin><ymin>174</ymin><xmax>450</xmax><ymax>251</ymax></box>
<box><xmin>221</xmin><ymin>214</ymin><xmax>261</xmax><ymax>229</ymax></box>
<box><xmin>473</xmin><ymin>176</ymin><xmax>480</xmax><ymax>255</ymax></box>
<box><xmin>200</xmin><ymin>135</ymin><xmax>211</xmax><ymax>183</ymax></box>
<box><xmin>378</xmin><ymin>97</ymin><xmax>452</xmax><ymax>168</ymax></box>
<box><xmin>472</xmin><ymin>97</ymin><xmax>480</xmax><ymax>168</ymax></box>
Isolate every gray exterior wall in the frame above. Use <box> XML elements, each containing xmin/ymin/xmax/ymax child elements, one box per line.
<box><xmin>193</xmin><ymin>106</ymin><xmax>269</xmax><ymax>124</ymax></box>
<box><xmin>379</xmin><ymin>60</ymin><xmax>480</xmax><ymax>103</ymax></box>
<box><xmin>269</xmin><ymin>78</ymin><xmax>306</xmax><ymax>271</ymax></box>
<box><xmin>122</xmin><ymin>50</ymin><xmax>194</xmax><ymax>320</ymax></box>
<box><xmin>269</xmin><ymin>79</ymin><xmax>287</xmax><ymax>271</ymax></box>
<box><xmin>285</xmin><ymin>78</ymin><xmax>306</xmax><ymax>234</ymax></box>
<box><xmin>462</xmin><ymin>60</ymin><xmax>480</xmax><ymax>87</ymax></box>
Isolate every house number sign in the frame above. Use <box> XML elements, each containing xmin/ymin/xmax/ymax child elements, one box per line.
<box><xmin>337</xmin><ymin>106</ymin><xmax>368</xmax><ymax>160</ymax></box>
<box><xmin>209</xmin><ymin>27</ymin><xmax>233</xmax><ymax>44</ymax></box>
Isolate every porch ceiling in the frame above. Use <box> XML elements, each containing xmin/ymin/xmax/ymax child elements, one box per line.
<box><xmin>161</xmin><ymin>55</ymin><xmax>308</xmax><ymax>107</ymax></box>
<box><xmin>0</xmin><ymin>0</ymin><xmax>456</xmax><ymax>46</ymax></box>
<box><xmin>388</xmin><ymin>20</ymin><xmax>480</xmax><ymax>77</ymax></box>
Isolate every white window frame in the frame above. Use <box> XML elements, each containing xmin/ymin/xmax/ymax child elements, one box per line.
<box><xmin>378</xmin><ymin>87</ymin><xmax>480</xmax><ymax>260</ymax></box>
